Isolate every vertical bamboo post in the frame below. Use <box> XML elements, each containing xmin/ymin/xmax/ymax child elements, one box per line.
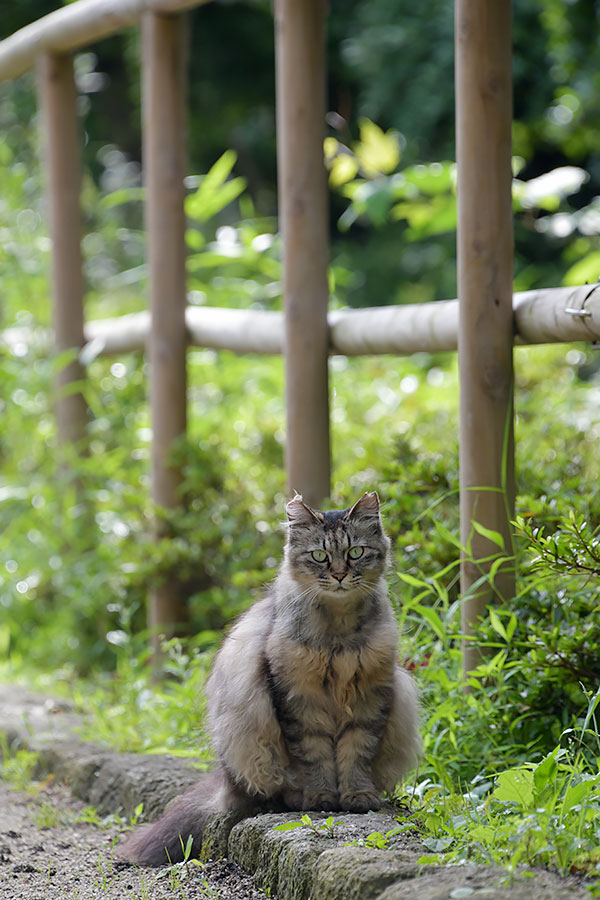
<box><xmin>142</xmin><ymin>13</ymin><xmax>189</xmax><ymax>652</ymax></box>
<box><xmin>274</xmin><ymin>0</ymin><xmax>331</xmax><ymax>508</ymax></box>
<box><xmin>455</xmin><ymin>0</ymin><xmax>515</xmax><ymax>676</ymax></box>
<box><xmin>37</xmin><ymin>52</ymin><xmax>87</xmax><ymax>447</ymax></box>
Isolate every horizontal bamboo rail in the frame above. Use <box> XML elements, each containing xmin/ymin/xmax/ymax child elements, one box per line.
<box><xmin>2</xmin><ymin>284</ymin><xmax>599</xmax><ymax>358</ymax></box>
<box><xmin>333</xmin><ymin>285</ymin><xmax>600</xmax><ymax>352</ymax></box>
<box><xmin>0</xmin><ymin>0</ymin><xmax>208</xmax><ymax>82</ymax></box>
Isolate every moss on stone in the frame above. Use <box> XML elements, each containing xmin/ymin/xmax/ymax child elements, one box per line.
<box><xmin>199</xmin><ymin>810</ymin><xmax>249</xmax><ymax>863</ymax></box>
<box><xmin>312</xmin><ymin>845</ymin><xmax>420</xmax><ymax>900</ymax></box>
<box><xmin>276</xmin><ymin>838</ymin><xmax>323</xmax><ymax>900</ymax></box>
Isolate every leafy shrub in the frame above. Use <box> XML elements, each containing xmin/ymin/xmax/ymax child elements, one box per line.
<box><xmin>413</xmin><ymin>710</ymin><xmax>600</xmax><ymax>875</ymax></box>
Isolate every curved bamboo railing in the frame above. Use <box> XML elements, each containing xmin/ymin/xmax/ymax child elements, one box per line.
<box><xmin>0</xmin><ymin>0</ymin><xmax>204</xmax><ymax>81</ymax></box>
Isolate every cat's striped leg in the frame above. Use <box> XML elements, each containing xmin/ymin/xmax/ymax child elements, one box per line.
<box><xmin>335</xmin><ymin>721</ymin><xmax>383</xmax><ymax>812</ymax></box>
<box><xmin>281</xmin><ymin>721</ymin><xmax>339</xmax><ymax>810</ymax></box>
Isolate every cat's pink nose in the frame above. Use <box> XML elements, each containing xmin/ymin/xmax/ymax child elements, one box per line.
<box><xmin>331</xmin><ymin>571</ymin><xmax>346</xmax><ymax>582</ymax></box>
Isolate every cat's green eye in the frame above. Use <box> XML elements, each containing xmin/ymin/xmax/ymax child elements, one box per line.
<box><xmin>348</xmin><ymin>546</ymin><xmax>364</xmax><ymax>560</ymax></box>
<box><xmin>311</xmin><ymin>549</ymin><xmax>328</xmax><ymax>563</ymax></box>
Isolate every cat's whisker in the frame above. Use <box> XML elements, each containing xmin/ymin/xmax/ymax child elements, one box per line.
<box><xmin>276</xmin><ymin>583</ymin><xmax>322</xmax><ymax>621</ymax></box>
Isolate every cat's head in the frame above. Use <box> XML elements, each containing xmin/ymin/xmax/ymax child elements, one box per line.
<box><xmin>283</xmin><ymin>491</ymin><xmax>391</xmax><ymax>598</ymax></box>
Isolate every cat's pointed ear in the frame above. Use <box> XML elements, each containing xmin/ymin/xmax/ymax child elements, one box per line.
<box><xmin>347</xmin><ymin>491</ymin><xmax>381</xmax><ymax>519</ymax></box>
<box><xmin>286</xmin><ymin>494</ymin><xmax>321</xmax><ymax>527</ymax></box>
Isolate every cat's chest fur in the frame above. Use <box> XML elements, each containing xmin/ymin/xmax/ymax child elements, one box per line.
<box><xmin>266</xmin><ymin>627</ymin><xmax>396</xmax><ymax>727</ymax></box>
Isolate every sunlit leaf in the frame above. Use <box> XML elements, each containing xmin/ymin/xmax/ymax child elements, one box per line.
<box><xmin>355</xmin><ymin>119</ymin><xmax>401</xmax><ymax>176</ymax></box>
<box><xmin>492</xmin><ymin>767</ymin><xmax>534</xmax><ymax>809</ymax></box>
<box><xmin>329</xmin><ymin>154</ymin><xmax>360</xmax><ymax>187</ymax></box>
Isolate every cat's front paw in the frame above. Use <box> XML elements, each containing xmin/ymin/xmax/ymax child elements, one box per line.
<box><xmin>339</xmin><ymin>789</ymin><xmax>382</xmax><ymax>813</ymax></box>
<box><xmin>282</xmin><ymin>787</ymin><xmax>304</xmax><ymax>810</ymax></box>
<box><xmin>302</xmin><ymin>789</ymin><xmax>340</xmax><ymax>811</ymax></box>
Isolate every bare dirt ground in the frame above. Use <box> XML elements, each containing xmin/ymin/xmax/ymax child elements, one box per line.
<box><xmin>0</xmin><ymin>778</ymin><xmax>272</xmax><ymax>900</ymax></box>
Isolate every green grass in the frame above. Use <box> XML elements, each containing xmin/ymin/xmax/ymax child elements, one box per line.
<box><xmin>0</xmin><ymin>740</ymin><xmax>39</xmax><ymax>790</ymax></box>
<box><xmin>405</xmin><ymin>687</ymin><xmax>600</xmax><ymax>878</ymax></box>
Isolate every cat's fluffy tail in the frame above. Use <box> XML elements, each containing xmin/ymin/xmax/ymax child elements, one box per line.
<box><xmin>118</xmin><ymin>769</ymin><xmax>253</xmax><ymax>867</ymax></box>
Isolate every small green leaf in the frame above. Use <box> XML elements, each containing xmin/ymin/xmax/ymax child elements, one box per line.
<box><xmin>185</xmin><ymin>176</ymin><xmax>246</xmax><ymax>222</ymax></box>
<box><xmin>205</xmin><ymin>148</ymin><xmax>238</xmax><ymax>187</ymax></box>
<box><xmin>414</xmin><ymin>603</ymin><xmax>446</xmax><ymax>642</ymax></box>
<box><xmin>422</xmin><ymin>836</ymin><xmax>454</xmax><ymax>852</ymax></box>
<box><xmin>355</xmin><ymin>118</ymin><xmax>401</xmax><ymax>176</ymax></box>
<box><xmin>99</xmin><ymin>186</ymin><xmax>145</xmax><ymax>208</ymax></box>
<box><xmin>365</xmin><ymin>831</ymin><xmax>387</xmax><ymax>849</ymax></box>
<box><xmin>492</xmin><ymin>767</ymin><xmax>534</xmax><ymax>809</ymax></box>
<box><xmin>488</xmin><ymin>555</ymin><xmax>514</xmax><ymax>586</ymax></box>
<box><xmin>273</xmin><ymin>820</ymin><xmax>307</xmax><ymax>832</ymax></box>
<box><xmin>417</xmin><ymin>854</ymin><xmax>445</xmax><ymax>865</ymax></box>
<box><xmin>505</xmin><ymin>613</ymin><xmax>518</xmax><ymax>642</ymax></box>
<box><xmin>329</xmin><ymin>154</ymin><xmax>360</xmax><ymax>187</ymax></box>
<box><xmin>398</xmin><ymin>573</ymin><xmax>431</xmax><ymax>589</ymax></box>
<box><xmin>562</xmin><ymin>776</ymin><xmax>599</xmax><ymax>812</ymax></box>
<box><xmin>533</xmin><ymin>751</ymin><xmax>559</xmax><ymax>795</ymax></box>
<box><xmin>489</xmin><ymin>609</ymin><xmax>508</xmax><ymax>641</ymax></box>
<box><xmin>472</xmin><ymin>521</ymin><xmax>505</xmax><ymax>550</ymax></box>
<box><xmin>432</xmin><ymin>520</ymin><xmax>463</xmax><ymax>550</ymax></box>
<box><xmin>467</xmin><ymin>825</ymin><xmax>496</xmax><ymax>845</ymax></box>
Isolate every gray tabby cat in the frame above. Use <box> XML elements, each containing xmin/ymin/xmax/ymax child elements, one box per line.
<box><xmin>120</xmin><ymin>491</ymin><xmax>420</xmax><ymax>866</ymax></box>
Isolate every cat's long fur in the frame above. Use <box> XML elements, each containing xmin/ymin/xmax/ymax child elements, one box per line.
<box><xmin>120</xmin><ymin>491</ymin><xmax>420</xmax><ymax>866</ymax></box>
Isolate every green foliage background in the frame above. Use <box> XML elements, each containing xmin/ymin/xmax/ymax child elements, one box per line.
<box><xmin>1</xmin><ymin>0</ymin><xmax>600</xmax><ymax>878</ymax></box>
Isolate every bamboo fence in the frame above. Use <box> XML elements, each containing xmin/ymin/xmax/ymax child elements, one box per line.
<box><xmin>1</xmin><ymin>0</ymin><xmax>598</xmax><ymax>670</ymax></box>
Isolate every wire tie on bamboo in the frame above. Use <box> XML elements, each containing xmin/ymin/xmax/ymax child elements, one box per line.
<box><xmin>564</xmin><ymin>308</ymin><xmax>592</xmax><ymax>318</ymax></box>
